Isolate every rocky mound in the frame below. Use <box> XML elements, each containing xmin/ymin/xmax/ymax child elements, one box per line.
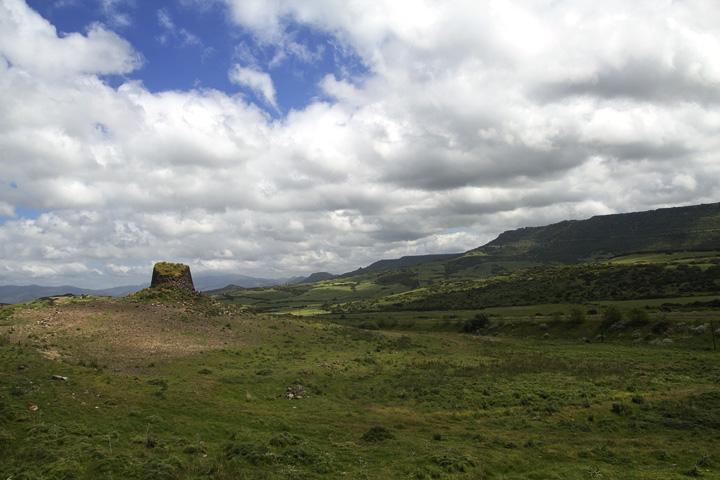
<box><xmin>150</xmin><ymin>262</ymin><xmax>195</xmax><ymax>292</ymax></box>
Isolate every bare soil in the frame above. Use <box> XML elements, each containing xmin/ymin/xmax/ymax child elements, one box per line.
<box><xmin>4</xmin><ymin>298</ymin><xmax>261</xmax><ymax>370</ymax></box>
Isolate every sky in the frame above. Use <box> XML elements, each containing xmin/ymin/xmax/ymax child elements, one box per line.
<box><xmin>1</xmin><ymin>0</ymin><xmax>719</xmax><ymax>288</ymax></box>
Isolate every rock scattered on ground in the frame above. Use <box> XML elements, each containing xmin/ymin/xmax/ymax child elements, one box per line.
<box><xmin>285</xmin><ymin>385</ymin><xmax>305</xmax><ymax>399</ymax></box>
<box><xmin>692</xmin><ymin>324</ymin><xmax>708</xmax><ymax>334</ymax></box>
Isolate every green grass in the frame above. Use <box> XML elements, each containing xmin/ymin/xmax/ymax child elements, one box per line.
<box><xmin>2</xmin><ymin>298</ymin><xmax>720</xmax><ymax>479</ymax></box>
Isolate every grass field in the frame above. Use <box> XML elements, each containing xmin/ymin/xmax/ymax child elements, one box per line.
<box><xmin>1</xmin><ymin>295</ymin><xmax>719</xmax><ymax>479</ymax></box>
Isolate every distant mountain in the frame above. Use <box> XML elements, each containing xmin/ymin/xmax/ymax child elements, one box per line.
<box><xmin>95</xmin><ymin>285</ymin><xmax>145</xmax><ymax>296</ymax></box>
<box><xmin>294</xmin><ymin>272</ymin><xmax>337</xmax><ymax>284</ymax></box>
<box><xmin>0</xmin><ymin>274</ymin><xmax>292</xmax><ymax>304</ymax></box>
<box><xmin>341</xmin><ymin>253</ymin><xmax>463</xmax><ymax>277</ymax></box>
<box><xmin>193</xmin><ymin>274</ymin><xmax>287</xmax><ymax>291</ymax></box>
<box><xmin>0</xmin><ymin>284</ymin><xmax>143</xmax><ymax>304</ymax></box>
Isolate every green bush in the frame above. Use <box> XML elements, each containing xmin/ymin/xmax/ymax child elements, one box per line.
<box><xmin>611</xmin><ymin>402</ymin><xmax>631</xmax><ymax>416</ymax></box>
<box><xmin>430</xmin><ymin>451</ymin><xmax>478</xmax><ymax>473</ymax></box>
<box><xmin>568</xmin><ymin>307</ymin><xmax>586</xmax><ymax>325</ymax></box>
<box><xmin>224</xmin><ymin>441</ymin><xmax>276</xmax><ymax>465</ymax></box>
<box><xmin>627</xmin><ymin>308</ymin><xmax>650</xmax><ymax>326</ymax></box>
<box><xmin>269</xmin><ymin>432</ymin><xmax>301</xmax><ymax>447</ymax></box>
<box><xmin>361</xmin><ymin>426</ymin><xmax>394</xmax><ymax>443</ymax></box>
<box><xmin>140</xmin><ymin>458</ymin><xmax>181</xmax><ymax>480</ymax></box>
<box><xmin>462</xmin><ymin>314</ymin><xmax>490</xmax><ymax>333</ymax></box>
<box><xmin>652</xmin><ymin>320</ymin><xmax>671</xmax><ymax>335</ymax></box>
<box><xmin>600</xmin><ymin>306</ymin><xmax>623</xmax><ymax>331</ymax></box>
<box><xmin>358</xmin><ymin>321</ymin><xmax>379</xmax><ymax>330</ymax></box>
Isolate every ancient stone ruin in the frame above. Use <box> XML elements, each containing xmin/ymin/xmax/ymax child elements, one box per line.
<box><xmin>150</xmin><ymin>262</ymin><xmax>195</xmax><ymax>292</ymax></box>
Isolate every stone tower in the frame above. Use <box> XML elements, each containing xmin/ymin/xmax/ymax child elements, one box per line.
<box><xmin>150</xmin><ymin>262</ymin><xmax>195</xmax><ymax>292</ymax></box>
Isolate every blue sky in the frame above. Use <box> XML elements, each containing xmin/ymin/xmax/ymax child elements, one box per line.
<box><xmin>26</xmin><ymin>0</ymin><xmax>364</xmax><ymax>114</ymax></box>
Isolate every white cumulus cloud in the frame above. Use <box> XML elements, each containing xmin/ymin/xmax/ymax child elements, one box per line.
<box><xmin>228</xmin><ymin>64</ymin><xmax>278</xmax><ymax>108</ymax></box>
<box><xmin>0</xmin><ymin>0</ymin><xmax>141</xmax><ymax>77</ymax></box>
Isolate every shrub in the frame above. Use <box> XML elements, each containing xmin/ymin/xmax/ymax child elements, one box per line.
<box><xmin>600</xmin><ymin>306</ymin><xmax>623</xmax><ymax>332</ymax></box>
<box><xmin>611</xmin><ymin>402</ymin><xmax>631</xmax><ymax>416</ymax></box>
<box><xmin>182</xmin><ymin>443</ymin><xmax>207</xmax><ymax>455</ymax></box>
<box><xmin>0</xmin><ymin>429</ymin><xmax>14</xmax><ymax>450</ymax></box>
<box><xmin>568</xmin><ymin>307</ymin><xmax>586</xmax><ymax>325</ymax></box>
<box><xmin>358</xmin><ymin>321</ymin><xmax>379</xmax><ymax>330</ymax></box>
<box><xmin>289</xmin><ymin>449</ymin><xmax>335</xmax><ymax>473</ymax></box>
<box><xmin>696</xmin><ymin>453</ymin><xmax>713</xmax><ymax>468</ymax></box>
<box><xmin>430</xmin><ymin>451</ymin><xmax>477</xmax><ymax>473</ymax></box>
<box><xmin>10</xmin><ymin>385</ymin><xmax>27</xmax><ymax>397</ymax></box>
<box><xmin>269</xmin><ymin>432</ymin><xmax>301</xmax><ymax>447</ymax></box>
<box><xmin>462</xmin><ymin>314</ymin><xmax>489</xmax><ymax>333</ymax></box>
<box><xmin>627</xmin><ymin>308</ymin><xmax>650</xmax><ymax>327</ymax></box>
<box><xmin>386</xmin><ymin>335</ymin><xmax>412</xmax><ymax>350</ymax></box>
<box><xmin>361</xmin><ymin>426</ymin><xmax>394</xmax><ymax>443</ymax></box>
<box><xmin>685</xmin><ymin>466</ymin><xmax>703</xmax><ymax>478</ymax></box>
<box><xmin>224</xmin><ymin>442</ymin><xmax>276</xmax><ymax>465</ymax></box>
<box><xmin>652</xmin><ymin>320</ymin><xmax>671</xmax><ymax>335</ymax></box>
<box><xmin>140</xmin><ymin>459</ymin><xmax>180</xmax><ymax>480</ymax></box>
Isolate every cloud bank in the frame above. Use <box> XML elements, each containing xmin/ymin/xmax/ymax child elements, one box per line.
<box><xmin>1</xmin><ymin>0</ymin><xmax>719</xmax><ymax>287</ymax></box>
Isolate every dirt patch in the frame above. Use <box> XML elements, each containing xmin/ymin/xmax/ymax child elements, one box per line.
<box><xmin>8</xmin><ymin>299</ymin><xmax>260</xmax><ymax>370</ymax></box>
